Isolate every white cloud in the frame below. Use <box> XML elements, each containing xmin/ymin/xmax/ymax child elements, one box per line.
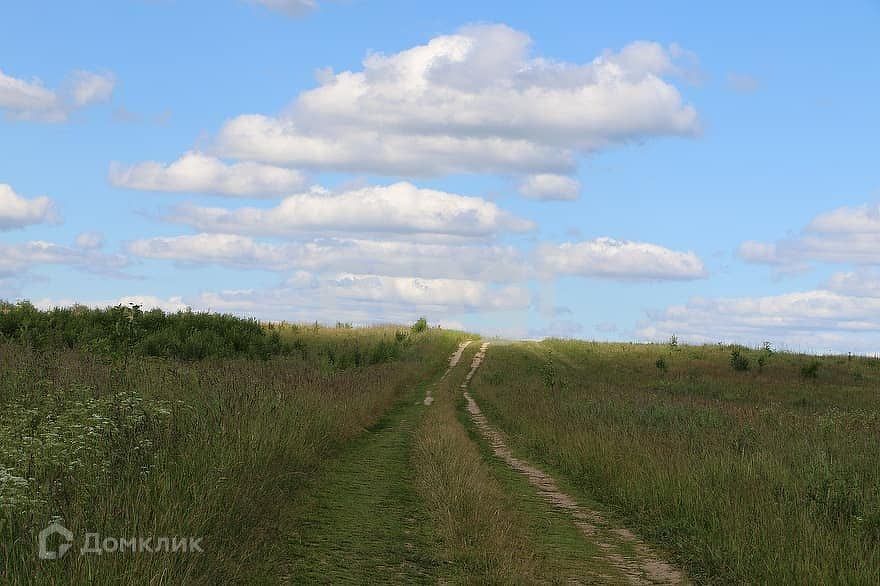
<box><xmin>0</xmin><ymin>69</ymin><xmax>59</xmax><ymax>120</ymax></box>
<box><xmin>66</xmin><ymin>70</ymin><xmax>116</xmax><ymax>107</ymax></box>
<box><xmin>31</xmin><ymin>281</ymin><xmax>523</xmax><ymax>324</ymax></box>
<box><xmin>638</xmin><ymin>289</ymin><xmax>880</xmax><ymax>354</ymax></box>
<box><xmin>537</xmin><ymin>237</ymin><xmax>706</xmax><ymax>281</ymax></box>
<box><xmin>0</xmin><ymin>68</ymin><xmax>114</xmax><ymax>122</ymax></box>
<box><xmin>0</xmin><ymin>184</ymin><xmax>58</xmax><ymax>230</ymax></box>
<box><xmin>297</xmin><ymin>273</ymin><xmax>530</xmax><ymax>311</ymax></box>
<box><xmin>518</xmin><ymin>174</ymin><xmax>580</xmax><ymax>201</ymax></box>
<box><xmin>127</xmin><ymin>233</ymin><xmax>530</xmax><ymax>281</ymax></box>
<box><xmin>214</xmin><ymin>25</ymin><xmax>699</xmax><ymax>177</ymax></box>
<box><xmin>740</xmin><ymin>202</ymin><xmax>880</xmax><ymax>268</ymax></box>
<box><xmin>31</xmin><ymin>296</ymin><xmax>190</xmax><ymax>314</ymax></box>
<box><xmin>109</xmin><ymin>151</ymin><xmax>307</xmax><ymax>198</ymax></box>
<box><xmin>130</xmin><ymin>232</ymin><xmax>708</xmax><ymax>283</ymax></box>
<box><xmin>166</xmin><ymin>181</ymin><xmax>534</xmax><ymax>239</ymax></box>
<box><xmin>0</xmin><ymin>240</ymin><xmax>127</xmax><ymax>277</ymax></box>
<box><xmin>75</xmin><ymin>231</ymin><xmax>105</xmax><ymax>249</ymax></box>
<box><xmin>194</xmin><ymin>272</ymin><xmax>530</xmax><ymax>320</ymax></box>
<box><xmin>247</xmin><ymin>0</ymin><xmax>317</xmax><ymax>17</ymax></box>
<box><xmin>825</xmin><ymin>269</ymin><xmax>880</xmax><ymax>298</ymax></box>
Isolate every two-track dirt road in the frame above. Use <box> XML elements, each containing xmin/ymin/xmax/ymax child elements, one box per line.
<box><xmin>462</xmin><ymin>342</ymin><xmax>687</xmax><ymax>585</ymax></box>
<box><xmin>285</xmin><ymin>339</ymin><xmax>687</xmax><ymax>584</ymax></box>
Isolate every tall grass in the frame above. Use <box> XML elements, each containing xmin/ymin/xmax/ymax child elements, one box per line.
<box><xmin>412</xmin><ymin>344</ymin><xmax>541</xmax><ymax>582</ymax></box>
<box><xmin>0</xmin><ymin>305</ymin><xmax>462</xmax><ymax>584</ymax></box>
<box><xmin>470</xmin><ymin>340</ymin><xmax>880</xmax><ymax>583</ymax></box>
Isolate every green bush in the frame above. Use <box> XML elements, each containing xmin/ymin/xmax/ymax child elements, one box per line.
<box><xmin>0</xmin><ymin>301</ymin><xmax>282</xmax><ymax>361</ymax></box>
<box><xmin>411</xmin><ymin>317</ymin><xmax>428</xmax><ymax>333</ymax></box>
<box><xmin>655</xmin><ymin>357</ymin><xmax>669</xmax><ymax>373</ymax></box>
<box><xmin>801</xmin><ymin>360</ymin><xmax>821</xmax><ymax>379</ymax></box>
<box><xmin>730</xmin><ymin>347</ymin><xmax>751</xmax><ymax>372</ymax></box>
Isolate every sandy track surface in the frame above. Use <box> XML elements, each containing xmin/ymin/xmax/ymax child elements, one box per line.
<box><xmin>424</xmin><ymin>340</ymin><xmax>472</xmax><ymax>406</ymax></box>
<box><xmin>462</xmin><ymin>342</ymin><xmax>688</xmax><ymax>585</ymax></box>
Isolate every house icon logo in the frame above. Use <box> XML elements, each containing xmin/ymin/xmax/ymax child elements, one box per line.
<box><xmin>38</xmin><ymin>522</ymin><xmax>74</xmax><ymax>560</ymax></box>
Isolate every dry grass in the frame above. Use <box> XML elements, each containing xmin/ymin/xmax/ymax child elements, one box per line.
<box><xmin>469</xmin><ymin>339</ymin><xmax>880</xmax><ymax>583</ymax></box>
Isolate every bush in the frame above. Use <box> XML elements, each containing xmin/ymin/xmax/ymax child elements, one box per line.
<box><xmin>655</xmin><ymin>357</ymin><xmax>669</xmax><ymax>373</ymax></box>
<box><xmin>801</xmin><ymin>360</ymin><xmax>821</xmax><ymax>379</ymax></box>
<box><xmin>411</xmin><ymin>317</ymin><xmax>428</xmax><ymax>333</ymax></box>
<box><xmin>730</xmin><ymin>347</ymin><xmax>751</xmax><ymax>372</ymax></box>
<box><xmin>0</xmin><ymin>300</ymin><xmax>282</xmax><ymax>361</ymax></box>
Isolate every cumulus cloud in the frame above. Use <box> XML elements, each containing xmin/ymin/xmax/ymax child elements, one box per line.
<box><xmin>127</xmin><ymin>233</ymin><xmax>530</xmax><ymax>281</ymax></box>
<box><xmin>537</xmin><ymin>237</ymin><xmax>706</xmax><ymax>281</ymax></box>
<box><xmin>214</xmin><ymin>25</ymin><xmax>699</xmax><ymax>178</ymax></box>
<box><xmin>0</xmin><ymin>240</ymin><xmax>127</xmax><ymax>277</ymax></box>
<box><xmin>0</xmin><ymin>68</ymin><xmax>114</xmax><ymax>122</ymax></box>
<box><xmin>518</xmin><ymin>174</ymin><xmax>581</xmax><ymax>201</ymax></box>
<box><xmin>166</xmin><ymin>181</ymin><xmax>534</xmax><ymax>239</ymax></box>
<box><xmin>30</xmin><ymin>276</ymin><xmax>526</xmax><ymax>324</ymax></box>
<box><xmin>638</xmin><ymin>289</ymin><xmax>880</xmax><ymax>354</ymax></box>
<box><xmin>194</xmin><ymin>273</ymin><xmax>530</xmax><ymax>321</ymax></box>
<box><xmin>740</xmin><ymin>202</ymin><xmax>880</xmax><ymax>268</ymax></box>
<box><xmin>247</xmin><ymin>0</ymin><xmax>317</xmax><ymax>17</ymax></box>
<box><xmin>825</xmin><ymin>269</ymin><xmax>880</xmax><ymax>298</ymax></box>
<box><xmin>109</xmin><ymin>151</ymin><xmax>307</xmax><ymax>198</ymax></box>
<box><xmin>130</xmin><ymin>231</ymin><xmax>710</xmax><ymax>283</ymax></box>
<box><xmin>0</xmin><ymin>184</ymin><xmax>58</xmax><ymax>230</ymax></box>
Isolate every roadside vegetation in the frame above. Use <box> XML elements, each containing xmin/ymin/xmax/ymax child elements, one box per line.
<box><xmin>413</xmin><ymin>343</ymin><xmax>628</xmax><ymax>583</ymax></box>
<box><xmin>468</xmin><ymin>339</ymin><xmax>880</xmax><ymax>583</ymax></box>
<box><xmin>0</xmin><ymin>302</ymin><xmax>462</xmax><ymax>583</ymax></box>
<box><xmin>5</xmin><ymin>301</ymin><xmax>876</xmax><ymax>583</ymax></box>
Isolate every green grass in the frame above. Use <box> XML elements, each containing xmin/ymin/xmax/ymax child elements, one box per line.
<box><xmin>0</xmin><ymin>306</ymin><xmax>466</xmax><ymax>584</ymax></box>
<box><xmin>282</xmin><ymin>378</ymin><xmax>440</xmax><ymax>583</ymax></box>
<box><xmin>468</xmin><ymin>339</ymin><xmax>880</xmax><ymax>584</ymax></box>
<box><xmin>6</xmin><ymin>302</ymin><xmax>877</xmax><ymax>583</ymax></box>
<box><xmin>412</xmin><ymin>343</ymin><xmax>630</xmax><ymax>584</ymax></box>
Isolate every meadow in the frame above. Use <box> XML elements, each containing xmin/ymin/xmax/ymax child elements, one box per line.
<box><xmin>0</xmin><ymin>302</ymin><xmax>463</xmax><ymax>583</ymax></box>
<box><xmin>4</xmin><ymin>301</ymin><xmax>879</xmax><ymax>584</ymax></box>
<box><xmin>468</xmin><ymin>339</ymin><xmax>880</xmax><ymax>584</ymax></box>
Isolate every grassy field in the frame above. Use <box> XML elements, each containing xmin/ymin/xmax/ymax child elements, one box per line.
<box><xmin>468</xmin><ymin>339</ymin><xmax>880</xmax><ymax>584</ymax></box>
<box><xmin>4</xmin><ymin>301</ymin><xmax>878</xmax><ymax>583</ymax></box>
<box><xmin>0</xmin><ymin>303</ymin><xmax>465</xmax><ymax>583</ymax></box>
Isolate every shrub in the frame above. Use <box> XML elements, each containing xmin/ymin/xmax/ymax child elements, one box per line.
<box><xmin>0</xmin><ymin>300</ymin><xmax>283</xmax><ymax>361</ymax></box>
<box><xmin>730</xmin><ymin>347</ymin><xmax>751</xmax><ymax>372</ymax></box>
<box><xmin>542</xmin><ymin>350</ymin><xmax>566</xmax><ymax>390</ymax></box>
<box><xmin>411</xmin><ymin>317</ymin><xmax>428</xmax><ymax>333</ymax></box>
<box><xmin>801</xmin><ymin>360</ymin><xmax>821</xmax><ymax>379</ymax></box>
<box><xmin>757</xmin><ymin>355</ymin><xmax>767</xmax><ymax>371</ymax></box>
<box><xmin>655</xmin><ymin>357</ymin><xmax>668</xmax><ymax>373</ymax></box>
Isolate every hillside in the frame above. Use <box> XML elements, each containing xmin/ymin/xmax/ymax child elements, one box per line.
<box><xmin>2</xmin><ymin>304</ymin><xmax>879</xmax><ymax>583</ymax></box>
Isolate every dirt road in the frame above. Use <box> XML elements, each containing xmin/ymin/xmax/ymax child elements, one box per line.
<box><xmin>462</xmin><ymin>342</ymin><xmax>688</xmax><ymax>585</ymax></box>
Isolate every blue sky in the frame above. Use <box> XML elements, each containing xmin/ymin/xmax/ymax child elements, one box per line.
<box><xmin>2</xmin><ymin>0</ymin><xmax>879</xmax><ymax>352</ymax></box>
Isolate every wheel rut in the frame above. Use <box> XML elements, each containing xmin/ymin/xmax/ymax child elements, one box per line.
<box><xmin>462</xmin><ymin>342</ymin><xmax>688</xmax><ymax>585</ymax></box>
